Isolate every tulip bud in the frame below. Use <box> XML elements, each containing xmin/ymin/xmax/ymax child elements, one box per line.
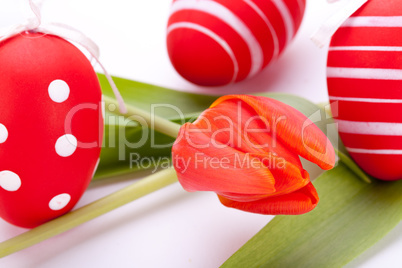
<box><xmin>172</xmin><ymin>95</ymin><xmax>335</xmax><ymax>215</ymax></box>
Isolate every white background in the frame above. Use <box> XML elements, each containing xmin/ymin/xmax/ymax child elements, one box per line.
<box><xmin>0</xmin><ymin>0</ymin><xmax>401</xmax><ymax>267</ymax></box>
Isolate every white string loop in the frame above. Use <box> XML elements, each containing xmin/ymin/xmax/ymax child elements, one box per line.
<box><xmin>311</xmin><ymin>0</ymin><xmax>370</xmax><ymax>48</ymax></box>
<box><xmin>0</xmin><ymin>0</ymin><xmax>127</xmax><ymax>114</ymax></box>
<box><xmin>27</xmin><ymin>0</ymin><xmax>42</xmax><ymax>30</ymax></box>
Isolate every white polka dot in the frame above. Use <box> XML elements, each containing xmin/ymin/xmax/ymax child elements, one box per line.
<box><xmin>0</xmin><ymin>124</ymin><xmax>8</xmax><ymax>143</ymax></box>
<box><xmin>48</xmin><ymin>79</ymin><xmax>70</xmax><ymax>103</ymax></box>
<box><xmin>49</xmin><ymin>193</ymin><xmax>71</xmax><ymax>210</ymax></box>
<box><xmin>92</xmin><ymin>158</ymin><xmax>100</xmax><ymax>178</ymax></box>
<box><xmin>0</xmin><ymin>170</ymin><xmax>21</xmax><ymax>191</ymax></box>
<box><xmin>55</xmin><ymin>134</ymin><xmax>77</xmax><ymax>157</ymax></box>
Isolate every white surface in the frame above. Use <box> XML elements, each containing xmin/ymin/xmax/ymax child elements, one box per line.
<box><xmin>0</xmin><ymin>0</ymin><xmax>401</xmax><ymax>267</ymax></box>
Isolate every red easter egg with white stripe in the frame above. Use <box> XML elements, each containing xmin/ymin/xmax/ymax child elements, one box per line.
<box><xmin>327</xmin><ymin>0</ymin><xmax>402</xmax><ymax>180</ymax></box>
<box><xmin>167</xmin><ymin>0</ymin><xmax>306</xmax><ymax>86</ymax></box>
<box><xmin>0</xmin><ymin>32</ymin><xmax>103</xmax><ymax>228</ymax></box>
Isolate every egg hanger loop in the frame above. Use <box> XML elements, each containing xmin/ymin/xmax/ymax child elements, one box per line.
<box><xmin>27</xmin><ymin>0</ymin><xmax>42</xmax><ymax>31</ymax></box>
<box><xmin>0</xmin><ymin>0</ymin><xmax>127</xmax><ymax>114</ymax></box>
<box><xmin>311</xmin><ymin>0</ymin><xmax>370</xmax><ymax>48</ymax></box>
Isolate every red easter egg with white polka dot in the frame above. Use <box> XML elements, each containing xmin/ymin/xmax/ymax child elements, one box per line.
<box><xmin>327</xmin><ymin>0</ymin><xmax>402</xmax><ymax>181</ymax></box>
<box><xmin>166</xmin><ymin>0</ymin><xmax>306</xmax><ymax>86</ymax></box>
<box><xmin>0</xmin><ymin>32</ymin><xmax>103</xmax><ymax>228</ymax></box>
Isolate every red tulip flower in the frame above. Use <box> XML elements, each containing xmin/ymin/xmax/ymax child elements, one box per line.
<box><xmin>172</xmin><ymin>95</ymin><xmax>335</xmax><ymax>215</ymax></box>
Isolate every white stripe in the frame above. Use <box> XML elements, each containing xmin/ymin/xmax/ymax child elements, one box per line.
<box><xmin>310</xmin><ymin>0</ymin><xmax>369</xmax><ymax>48</ymax></box>
<box><xmin>329</xmin><ymin>96</ymin><xmax>402</xmax><ymax>103</ymax></box>
<box><xmin>170</xmin><ymin>0</ymin><xmax>264</xmax><ymax>79</ymax></box>
<box><xmin>342</xmin><ymin>16</ymin><xmax>402</xmax><ymax>27</ymax></box>
<box><xmin>327</xmin><ymin>67</ymin><xmax>402</xmax><ymax>80</ymax></box>
<box><xmin>271</xmin><ymin>0</ymin><xmax>295</xmax><ymax>45</ymax></box>
<box><xmin>296</xmin><ymin>0</ymin><xmax>305</xmax><ymax>17</ymax></box>
<box><xmin>347</xmin><ymin>148</ymin><xmax>402</xmax><ymax>155</ymax></box>
<box><xmin>243</xmin><ymin>0</ymin><xmax>279</xmax><ymax>59</ymax></box>
<box><xmin>167</xmin><ymin>22</ymin><xmax>239</xmax><ymax>83</ymax></box>
<box><xmin>329</xmin><ymin>46</ymin><xmax>402</xmax><ymax>51</ymax></box>
<box><xmin>337</xmin><ymin>120</ymin><xmax>402</xmax><ymax>136</ymax></box>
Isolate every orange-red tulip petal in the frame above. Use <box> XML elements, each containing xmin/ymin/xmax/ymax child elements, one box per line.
<box><xmin>217</xmin><ymin>182</ymin><xmax>319</xmax><ymax>215</ymax></box>
<box><xmin>211</xmin><ymin>95</ymin><xmax>336</xmax><ymax>170</ymax></box>
<box><xmin>172</xmin><ymin>95</ymin><xmax>335</xmax><ymax>215</ymax></box>
<box><xmin>174</xmin><ymin>123</ymin><xmax>276</xmax><ymax>195</ymax></box>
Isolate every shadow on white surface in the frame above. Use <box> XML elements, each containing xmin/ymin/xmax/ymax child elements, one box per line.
<box><xmin>346</xmin><ymin>222</ymin><xmax>402</xmax><ymax>268</ymax></box>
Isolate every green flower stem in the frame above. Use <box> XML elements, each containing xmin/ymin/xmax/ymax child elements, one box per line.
<box><xmin>103</xmin><ymin>95</ymin><xmax>182</xmax><ymax>138</ymax></box>
<box><xmin>0</xmin><ymin>167</ymin><xmax>178</xmax><ymax>258</ymax></box>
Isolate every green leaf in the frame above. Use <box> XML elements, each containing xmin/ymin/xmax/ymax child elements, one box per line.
<box><xmin>221</xmin><ymin>162</ymin><xmax>402</xmax><ymax>268</ymax></box>
<box><xmin>99</xmin><ymin>75</ymin><xmax>218</xmax><ymax>120</ymax></box>
<box><xmin>95</xmin><ymin>74</ymin><xmax>217</xmax><ymax>179</ymax></box>
<box><xmin>95</xmin><ymin>75</ymin><xmax>369</xmax><ymax>182</ymax></box>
